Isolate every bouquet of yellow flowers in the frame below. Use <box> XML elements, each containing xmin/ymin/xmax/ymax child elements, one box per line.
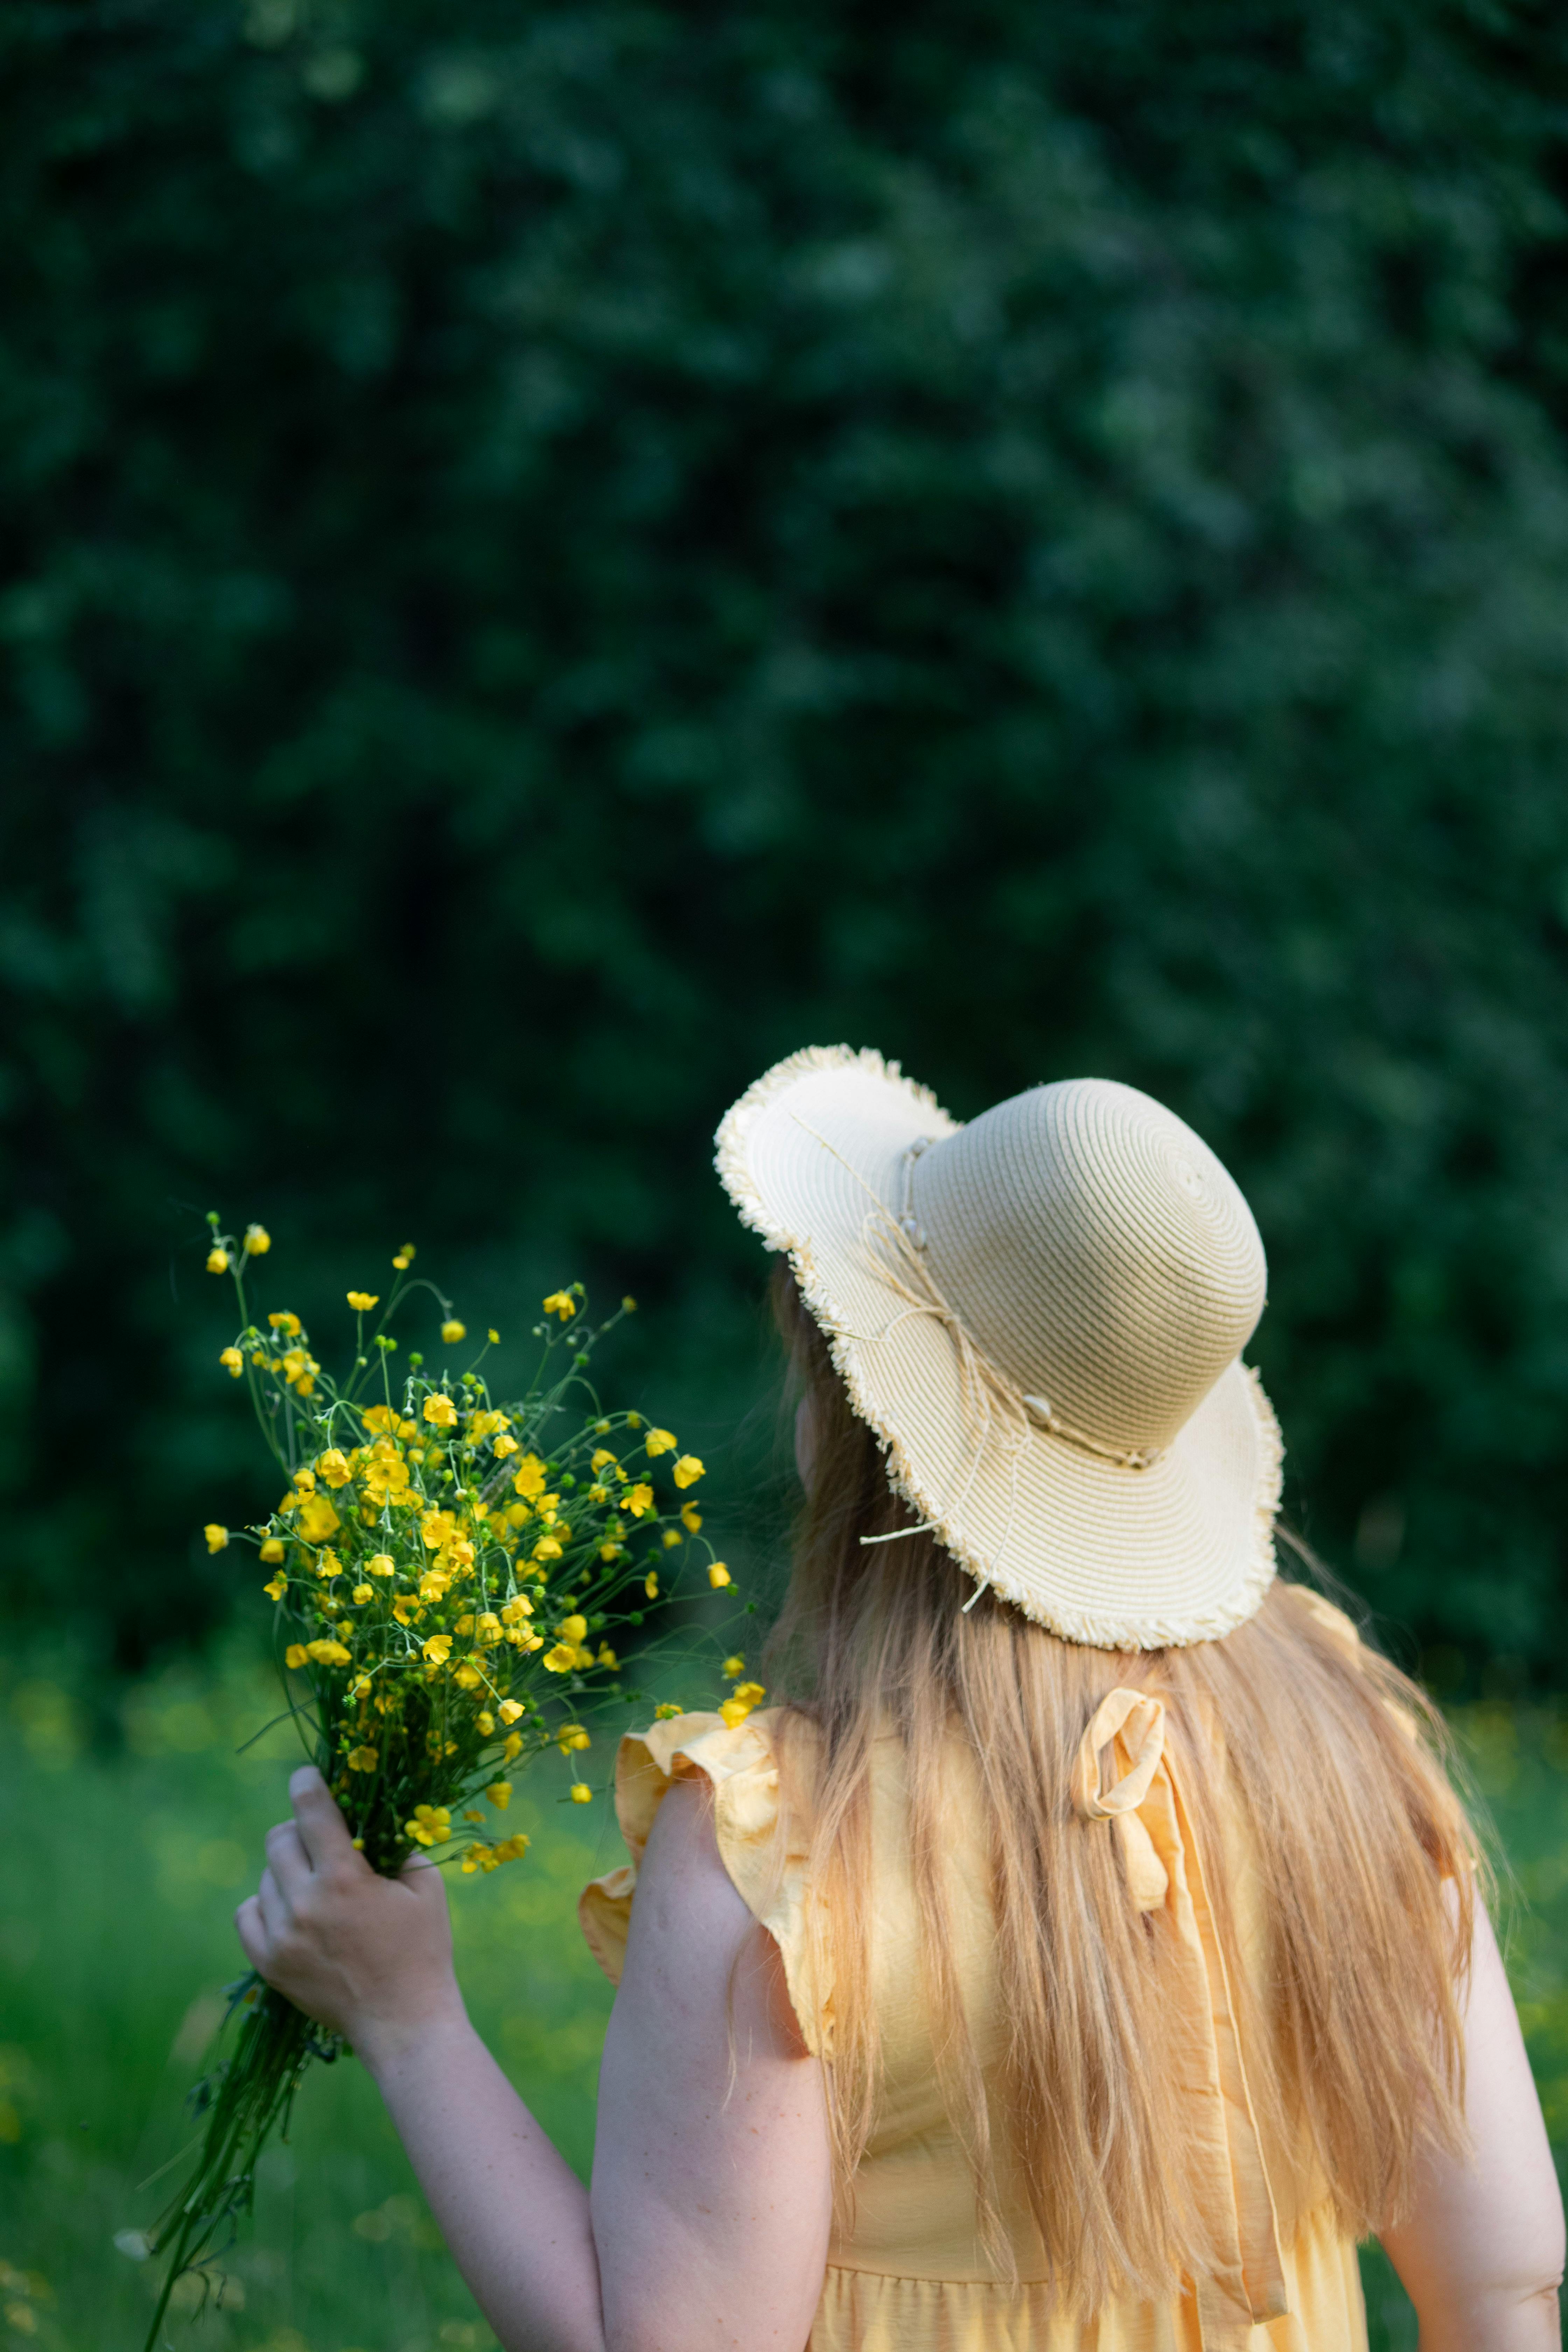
<box><xmin>140</xmin><ymin>1217</ymin><xmax>745</xmax><ymax>2346</ymax></box>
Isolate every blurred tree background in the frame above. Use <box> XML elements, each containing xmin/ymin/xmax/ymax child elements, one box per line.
<box><xmin>5</xmin><ymin>0</ymin><xmax>1568</xmax><ymax>1687</ymax></box>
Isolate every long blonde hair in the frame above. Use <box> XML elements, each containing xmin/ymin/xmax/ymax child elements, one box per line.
<box><xmin>765</xmin><ymin>1266</ymin><xmax>1480</xmax><ymax>2307</ymax></box>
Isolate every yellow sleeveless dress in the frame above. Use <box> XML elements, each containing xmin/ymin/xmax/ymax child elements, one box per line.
<box><xmin>580</xmin><ymin>1705</ymin><xmax>1368</xmax><ymax>2352</ymax></box>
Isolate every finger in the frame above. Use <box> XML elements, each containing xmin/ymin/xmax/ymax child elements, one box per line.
<box><xmin>235</xmin><ymin>1895</ymin><xmax>267</xmax><ymax>1971</ymax></box>
<box><xmin>265</xmin><ymin>1819</ymin><xmax>312</xmax><ymax>1902</ymax></box>
<box><xmin>289</xmin><ymin>1765</ymin><xmax>361</xmax><ymax>1875</ymax></box>
<box><xmin>257</xmin><ymin>1864</ymin><xmax>288</xmax><ymax>1942</ymax></box>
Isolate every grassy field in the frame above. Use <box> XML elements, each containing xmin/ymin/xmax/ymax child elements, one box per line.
<box><xmin>1</xmin><ymin>1650</ymin><xmax>1564</xmax><ymax>2352</ymax></box>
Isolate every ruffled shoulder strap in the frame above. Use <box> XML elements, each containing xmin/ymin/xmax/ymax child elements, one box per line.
<box><xmin>578</xmin><ymin>1708</ymin><xmax>829</xmax><ymax>2056</ymax></box>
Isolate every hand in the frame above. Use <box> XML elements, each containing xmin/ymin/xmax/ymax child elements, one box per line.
<box><xmin>236</xmin><ymin>1766</ymin><xmax>464</xmax><ymax>2068</ymax></box>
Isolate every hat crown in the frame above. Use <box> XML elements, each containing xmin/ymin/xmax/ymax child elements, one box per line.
<box><xmin>913</xmin><ymin>1079</ymin><xmax>1266</xmax><ymax>1453</ymax></box>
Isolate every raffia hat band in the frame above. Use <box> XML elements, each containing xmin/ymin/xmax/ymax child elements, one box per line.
<box><xmin>716</xmin><ymin>1049</ymin><xmax>1282</xmax><ymax>1650</ymax></box>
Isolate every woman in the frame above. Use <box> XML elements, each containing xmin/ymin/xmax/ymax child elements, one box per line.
<box><xmin>240</xmin><ymin>1050</ymin><xmax>1563</xmax><ymax>2350</ymax></box>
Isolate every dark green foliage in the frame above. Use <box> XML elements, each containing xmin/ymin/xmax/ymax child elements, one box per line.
<box><xmin>5</xmin><ymin>0</ymin><xmax>1568</xmax><ymax>1680</ymax></box>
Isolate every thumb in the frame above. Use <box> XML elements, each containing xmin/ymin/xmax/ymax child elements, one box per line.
<box><xmin>289</xmin><ymin>1764</ymin><xmax>361</xmax><ymax>1874</ymax></box>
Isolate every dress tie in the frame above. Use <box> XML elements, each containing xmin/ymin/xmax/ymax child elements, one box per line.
<box><xmin>1074</xmin><ymin>1690</ymin><xmax>1295</xmax><ymax>2349</ymax></box>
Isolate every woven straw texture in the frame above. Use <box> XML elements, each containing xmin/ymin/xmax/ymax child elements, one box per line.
<box><xmin>715</xmin><ymin>1047</ymin><xmax>1282</xmax><ymax>1650</ymax></box>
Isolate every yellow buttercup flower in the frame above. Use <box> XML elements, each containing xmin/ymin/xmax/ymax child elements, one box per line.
<box><xmin>493</xmin><ymin>1432</ymin><xmax>518</xmax><ymax>1458</ymax></box>
<box><xmin>511</xmin><ymin>1454</ymin><xmax>547</xmax><ymax>1499</ymax></box>
<box><xmin>315</xmin><ymin>1449</ymin><xmax>352</xmax><ymax>1489</ymax></box>
<box><xmin>351</xmin><ymin>1584</ymin><xmax>373</xmax><ymax>1605</ymax></box>
<box><xmin>722</xmin><ymin>1656</ymin><xmax>746</xmax><ymax>1679</ymax></box>
<box><xmin>423</xmin><ymin>1393</ymin><xmax>458</xmax><ymax>1429</ymax></box>
<box><xmin>485</xmin><ymin>1782</ymin><xmax>511</xmax><ymax>1811</ymax></box>
<box><xmin>502</xmin><ymin>1729</ymin><xmax>525</xmax><ymax>1762</ymax></box>
<box><xmin>207</xmin><ymin>1247</ymin><xmax>230</xmax><ymax>1274</ymax></box>
<box><xmin>531</xmin><ymin>1535</ymin><xmax>563</xmax><ymax>1564</ymax></box>
<box><xmin>244</xmin><ymin>1223</ymin><xmax>271</xmax><ymax>1256</ymax></box>
<box><xmin>267</xmin><ymin>1310</ymin><xmax>302</xmax><ymax>1336</ymax></box>
<box><xmin>542</xmin><ymin>1290</ymin><xmax>576</xmax><ymax>1321</ymax></box>
<box><xmin>708</xmin><ymin>1562</ymin><xmax>732</xmax><ymax>1589</ymax></box>
<box><xmin>672</xmin><ymin>1455</ymin><xmax>705</xmax><ymax>1489</ymax></box>
<box><xmin>453</xmin><ymin>1662</ymin><xmax>484</xmax><ymax>1690</ymax></box>
<box><xmin>421</xmin><ymin>1633</ymin><xmax>453</xmax><ymax>1665</ymax></box>
<box><xmin>346</xmin><ymin>1745</ymin><xmax>378</xmax><ymax>1772</ymax></box>
<box><xmin>653</xmin><ymin>1701</ymin><xmax>683</xmax><ymax>1720</ymax></box>
<box><xmin>569</xmin><ymin>1782</ymin><xmax>592</xmax><ymax>1803</ymax></box>
<box><xmin>476</xmin><ymin>1612</ymin><xmax>502</xmax><ymax>1646</ymax></box>
<box><xmin>296</xmin><ymin>1493</ymin><xmax>341</xmax><ymax>1543</ymax></box>
<box><xmin>219</xmin><ymin>1346</ymin><xmax>244</xmax><ymax>1377</ymax></box>
<box><xmin>393</xmin><ymin>1242</ymin><xmax>416</xmax><ymax>1269</ymax></box>
<box><xmin>559</xmin><ymin>1615</ymin><xmax>588</xmax><ymax>1643</ymax></box>
<box><xmin>392</xmin><ymin>1596</ymin><xmax>421</xmax><ymax>1624</ymax></box>
<box><xmin>643</xmin><ymin>1571</ymin><xmax>659</xmax><ymax>1599</ymax></box>
<box><xmin>644</xmin><ymin>1428</ymin><xmax>677</xmax><ymax>1457</ymax></box>
<box><xmin>405</xmin><ymin>1804</ymin><xmax>450</xmax><ymax>1848</ymax></box>
<box><xmin>204</xmin><ymin>1524</ymin><xmax>229</xmax><ymax>1553</ymax></box>
<box><xmin>662</xmin><ymin>1528</ymin><xmax>681</xmax><ymax>1549</ymax></box>
<box><xmin>366</xmin><ymin>1553</ymin><xmax>394</xmax><ymax>1577</ymax></box>
<box><xmin>259</xmin><ymin>1537</ymin><xmax>285</xmax><ymax>1563</ymax></box>
<box><xmin>557</xmin><ymin>1725</ymin><xmax>590</xmax><ymax>1753</ymax></box>
<box><xmin>493</xmin><ymin>1832</ymin><xmax>530</xmax><ymax>1861</ymax></box>
<box><xmin>476</xmin><ymin>1709</ymin><xmax>496</xmax><ymax>1736</ymax></box>
<box><xmin>498</xmin><ymin>1698</ymin><xmax>525</xmax><ymax>1724</ymax></box>
<box><xmin>599</xmin><ymin>1542</ymin><xmax>623</xmax><ymax>1562</ymax></box>
<box><xmin>597</xmin><ymin>1642</ymin><xmax>618</xmax><ymax>1669</ymax></box>
<box><xmin>346</xmin><ymin>1291</ymin><xmax>379</xmax><ymax>1311</ymax></box>
<box><xmin>441</xmin><ymin>1319</ymin><xmax>466</xmax><ymax>1344</ymax></box>
<box><xmin>263</xmin><ymin>1573</ymin><xmax>287</xmax><ymax>1602</ymax></box>
<box><xmin>680</xmin><ymin>1503</ymin><xmax>702</xmax><ymax>1532</ymax></box>
<box><xmin>306</xmin><ymin>1638</ymin><xmax>351</xmax><ymax>1665</ymax></box>
<box><xmin>488</xmin><ymin>1327</ymin><xmax>500</xmax><ymax>1344</ymax></box>
<box><xmin>284</xmin><ymin>1644</ymin><xmax>309</xmax><ymax>1669</ymax></box>
<box><xmin>542</xmin><ymin>1643</ymin><xmax>575</xmax><ymax>1673</ymax></box>
<box><xmin>621</xmin><ymin>1482</ymin><xmax>654</xmax><ymax>1518</ymax></box>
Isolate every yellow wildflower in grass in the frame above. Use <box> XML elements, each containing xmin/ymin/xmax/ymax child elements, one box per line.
<box><xmin>296</xmin><ymin>1493</ymin><xmax>341</xmax><ymax>1543</ymax></box>
<box><xmin>599</xmin><ymin>1541</ymin><xmax>623</xmax><ymax>1563</ymax></box>
<box><xmin>207</xmin><ymin>1247</ymin><xmax>230</xmax><ymax>1274</ymax></box>
<box><xmin>557</xmin><ymin>1725</ymin><xmax>590</xmax><ymax>1752</ymax></box>
<box><xmin>351</xmin><ymin>1584</ymin><xmax>373</xmax><ymax>1605</ymax></box>
<box><xmin>708</xmin><ymin>1562</ymin><xmax>732</xmax><ymax>1588</ymax></box>
<box><xmin>366</xmin><ymin>1552</ymin><xmax>394</xmax><ymax>1577</ymax></box>
<box><xmin>493</xmin><ymin>1833</ymin><xmax>530</xmax><ymax>1861</ymax></box>
<box><xmin>511</xmin><ymin>1453</ymin><xmax>547</xmax><ymax>1499</ymax></box>
<box><xmin>559</xmin><ymin>1615</ymin><xmax>588</xmax><ymax>1643</ymax></box>
<box><xmin>441</xmin><ymin>1319</ymin><xmax>467</xmax><ymax>1345</ymax></box>
<box><xmin>590</xmin><ymin>1448</ymin><xmax>615</xmax><ymax>1471</ymax></box>
<box><xmin>621</xmin><ymin>1482</ymin><xmax>654</xmax><ymax>1518</ymax></box>
<box><xmin>346</xmin><ymin>1745</ymin><xmax>378</xmax><ymax>1772</ymax></box>
<box><xmin>263</xmin><ymin>1572</ymin><xmax>288</xmax><ymax>1602</ymax></box>
<box><xmin>502</xmin><ymin>1729</ymin><xmax>525</xmax><ymax>1762</ymax></box>
<box><xmin>421</xmin><ymin>1633</ymin><xmax>453</xmax><ymax>1665</ymax></box>
<box><xmin>453</xmin><ymin>1662</ymin><xmax>484</xmax><ymax>1690</ymax></box>
<box><xmin>720</xmin><ymin>1679</ymin><xmax>767</xmax><ymax>1728</ymax></box>
<box><xmin>306</xmin><ymin>1638</ymin><xmax>351</xmax><ymax>1665</ymax></box>
<box><xmin>485</xmin><ymin>1782</ymin><xmax>511</xmax><ymax>1810</ymax></box>
<box><xmin>542</xmin><ymin>1643</ymin><xmax>575</xmax><ymax>1674</ymax></box>
<box><xmin>392</xmin><ymin>1596</ymin><xmax>421</xmax><ymax>1625</ymax></box>
<box><xmin>204</xmin><ymin>1524</ymin><xmax>229</xmax><ymax>1553</ymax></box>
<box><xmin>393</xmin><ymin>1241</ymin><xmax>416</xmax><ymax>1268</ymax></box>
<box><xmin>476</xmin><ymin>1710</ymin><xmax>495</xmax><ymax>1737</ymax></box>
<box><xmin>420</xmin><ymin>1508</ymin><xmax>457</xmax><ymax>1549</ymax></box>
<box><xmin>268</xmin><ymin>1310</ymin><xmax>302</xmax><ymax>1336</ymax></box>
<box><xmin>597</xmin><ymin>1642</ymin><xmax>619</xmax><ymax>1669</ymax></box>
<box><xmin>645</xmin><ymin>1428</ymin><xmax>677</xmax><ymax>1457</ymax></box>
<box><xmin>532</xmin><ymin>1535</ymin><xmax>563</xmax><ymax>1564</ymax></box>
<box><xmin>423</xmin><ymin>1393</ymin><xmax>458</xmax><ymax>1429</ymax></box>
<box><xmin>488</xmin><ymin>1328</ymin><xmax>500</xmax><ymax>1344</ymax></box>
<box><xmin>476</xmin><ymin>1612</ymin><xmax>502</xmax><ymax>1645</ymax></box>
<box><xmin>493</xmin><ymin>1432</ymin><xmax>518</xmax><ymax>1458</ymax></box>
<box><xmin>244</xmin><ymin>1223</ymin><xmax>271</xmax><ymax>1255</ymax></box>
<box><xmin>500</xmin><ymin>1597</ymin><xmax>532</xmax><ymax>1625</ymax></box>
<box><xmin>259</xmin><ymin>1537</ymin><xmax>284</xmax><ymax>1563</ymax></box>
<box><xmin>315</xmin><ymin>1449</ymin><xmax>352</xmax><ymax>1488</ymax></box>
<box><xmin>219</xmin><ymin>1346</ymin><xmax>244</xmax><ymax>1377</ymax></box>
<box><xmin>361</xmin><ymin>1404</ymin><xmax>398</xmax><ymax>1433</ymax></box>
<box><xmin>681</xmin><ymin>1503</ymin><xmax>702</xmax><ymax>1532</ymax></box>
<box><xmin>461</xmin><ymin>1843</ymin><xmax>493</xmax><ymax>1875</ymax></box>
<box><xmin>663</xmin><ymin>1528</ymin><xmax>682</xmax><ymax>1548</ymax></box>
<box><xmin>653</xmin><ymin>1701</ymin><xmax>683</xmax><ymax>1720</ymax></box>
<box><xmin>346</xmin><ymin>1291</ymin><xmax>379</xmax><ymax>1311</ymax></box>
<box><xmin>672</xmin><ymin>1455</ymin><xmax>705</xmax><ymax>1489</ymax></box>
<box><xmin>542</xmin><ymin>1290</ymin><xmax>576</xmax><ymax>1321</ymax></box>
<box><xmin>498</xmin><ymin>1698</ymin><xmax>525</xmax><ymax>1724</ymax></box>
<box><xmin>569</xmin><ymin>1783</ymin><xmax>592</xmax><ymax>1802</ymax></box>
<box><xmin>723</xmin><ymin>1656</ymin><xmax>746</xmax><ymax>1679</ymax></box>
<box><xmin>405</xmin><ymin>1804</ymin><xmax>450</xmax><ymax>1848</ymax></box>
<box><xmin>644</xmin><ymin>1571</ymin><xmax>659</xmax><ymax>1599</ymax></box>
<box><xmin>284</xmin><ymin>1644</ymin><xmax>309</xmax><ymax>1669</ymax></box>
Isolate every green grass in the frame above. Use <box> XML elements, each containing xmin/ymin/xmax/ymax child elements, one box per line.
<box><xmin>2</xmin><ymin>1658</ymin><xmax>1564</xmax><ymax>2351</ymax></box>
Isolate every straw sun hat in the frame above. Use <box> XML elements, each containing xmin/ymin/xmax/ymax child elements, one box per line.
<box><xmin>715</xmin><ymin>1047</ymin><xmax>1282</xmax><ymax>1650</ymax></box>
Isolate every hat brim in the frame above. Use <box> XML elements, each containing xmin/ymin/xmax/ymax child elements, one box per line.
<box><xmin>716</xmin><ymin>1046</ymin><xmax>1281</xmax><ymax>1651</ymax></box>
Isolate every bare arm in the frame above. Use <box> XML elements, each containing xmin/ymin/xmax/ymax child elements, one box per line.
<box><xmin>1378</xmin><ymin>1904</ymin><xmax>1564</xmax><ymax>2352</ymax></box>
<box><xmin>237</xmin><ymin>1768</ymin><xmax>831</xmax><ymax>2352</ymax></box>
